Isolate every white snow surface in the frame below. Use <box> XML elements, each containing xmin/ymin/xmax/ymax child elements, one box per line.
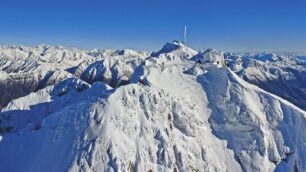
<box><xmin>225</xmin><ymin>52</ymin><xmax>306</xmax><ymax>111</ymax></box>
<box><xmin>0</xmin><ymin>43</ymin><xmax>305</xmax><ymax>172</ymax></box>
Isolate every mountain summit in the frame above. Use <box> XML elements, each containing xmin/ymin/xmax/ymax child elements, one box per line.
<box><xmin>152</xmin><ymin>40</ymin><xmax>198</xmax><ymax>57</ymax></box>
<box><xmin>0</xmin><ymin>43</ymin><xmax>305</xmax><ymax>172</ymax></box>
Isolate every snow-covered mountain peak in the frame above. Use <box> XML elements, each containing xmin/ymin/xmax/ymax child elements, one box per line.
<box><xmin>152</xmin><ymin>40</ymin><xmax>198</xmax><ymax>58</ymax></box>
<box><xmin>0</xmin><ymin>43</ymin><xmax>305</xmax><ymax>172</ymax></box>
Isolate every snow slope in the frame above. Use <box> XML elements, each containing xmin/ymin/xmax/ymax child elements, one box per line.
<box><xmin>225</xmin><ymin>53</ymin><xmax>306</xmax><ymax>111</ymax></box>
<box><xmin>0</xmin><ymin>43</ymin><xmax>305</xmax><ymax>172</ymax></box>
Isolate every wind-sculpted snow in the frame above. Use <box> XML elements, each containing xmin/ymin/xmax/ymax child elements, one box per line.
<box><xmin>0</xmin><ymin>43</ymin><xmax>305</xmax><ymax>172</ymax></box>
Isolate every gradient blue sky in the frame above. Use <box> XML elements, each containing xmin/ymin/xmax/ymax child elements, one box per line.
<box><xmin>1</xmin><ymin>0</ymin><xmax>306</xmax><ymax>52</ymax></box>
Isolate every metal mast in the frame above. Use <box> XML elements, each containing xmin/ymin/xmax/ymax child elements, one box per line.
<box><xmin>184</xmin><ymin>26</ymin><xmax>187</xmax><ymax>45</ymax></box>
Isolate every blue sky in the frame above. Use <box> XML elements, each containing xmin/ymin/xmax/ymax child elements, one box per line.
<box><xmin>1</xmin><ymin>0</ymin><xmax>306</xmax><ymax>52</ymax></box>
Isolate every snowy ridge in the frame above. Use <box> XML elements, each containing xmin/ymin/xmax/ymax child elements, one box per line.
<box><xmin>225</xmin><ymin>52</ymin><xmax>306</xmax><ymax>111</ymax></box>
<box><xmin>228</xmin><ymin>69</ymin><xmax>306</xmax><ymax>115</ymax></box>
<box><xmin>0</xmin><ymin>42</ymin><xmax>305</xmax><ymax>172</ymax></box>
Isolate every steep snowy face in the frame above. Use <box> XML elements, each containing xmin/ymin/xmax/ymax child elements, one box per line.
<box><xmin>225</xmin><ymin>53</ymin><xmax>306</xmax><ymax>111</ymax></box>
<box><xmin>135</xmin><ymin>55</ymin><xmax>306</xmax><ymax>172</ymax></box>
<box><xmin>0</xmin><ymin>46</ymin><xmax>305</xmax><ymax>172</ymax></box>
<box><xmin>196</xmin><ymin>68</ymin><xmax>306</xmax><ymax>172</ymax></box>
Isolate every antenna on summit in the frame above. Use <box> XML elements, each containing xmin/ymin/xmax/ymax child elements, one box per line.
<box><xmin>184</xmin><ymin>26</ymin><xmax>187</xmax><ymax>45</ymax></box>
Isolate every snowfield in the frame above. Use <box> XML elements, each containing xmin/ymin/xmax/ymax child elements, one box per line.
<box><xmin>0</xmin><ymin>42</ymin><xmax>305</xmax><ymax>172</ymax></box>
